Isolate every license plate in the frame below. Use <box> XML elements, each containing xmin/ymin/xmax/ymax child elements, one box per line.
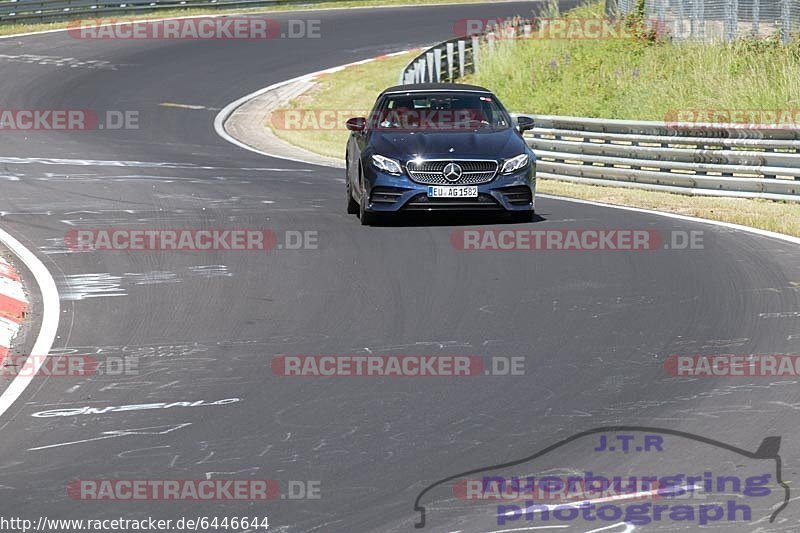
<box><xmin>427</xmin><ymin>186</ymin><xmax>478</xmax><ymax>198</ymax></box>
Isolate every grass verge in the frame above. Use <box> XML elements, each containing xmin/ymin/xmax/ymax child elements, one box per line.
<box><xmin>269</xmin><ymin>51</ymin><xmax>413</xmax><ymax>159</ymax></box>
<box><xmin>465</xmin><ymin>1</ymin><xmax>800</xmax><ymax>119</ymax></box>
<box><xmin>539</xmin><ymin>181</ymin><xmax>800</xmax><ymax>237</ymax></box>
<box><xmin>0</xmin><ymin>0</ymin><xmax>494</xmax><ymax>37</ymax></box>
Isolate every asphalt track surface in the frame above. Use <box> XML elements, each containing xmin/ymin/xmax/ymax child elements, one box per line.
<box><xmin>0</xmin><ymin>2</ymin><xmax>799</xmax><ymax>532</ymax></box>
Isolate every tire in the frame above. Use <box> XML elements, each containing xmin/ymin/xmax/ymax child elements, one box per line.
<box><xmin>346</xmin><ymin>176</ymin><xmax>358</xmax><ymax>215</ymax></box>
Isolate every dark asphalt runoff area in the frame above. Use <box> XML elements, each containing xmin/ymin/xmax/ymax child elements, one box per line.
<box><xmin>0</xmin><ymin>2</ymin><xmax>799</xmax><ymax>531</ymax></box>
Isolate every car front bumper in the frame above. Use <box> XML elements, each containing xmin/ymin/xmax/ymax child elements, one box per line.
<box><xmin>361</xmin><ymin>163</ymin><xmax>536</xmax><ymax>214</ymax></box>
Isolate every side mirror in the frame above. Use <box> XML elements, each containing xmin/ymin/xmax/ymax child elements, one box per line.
<box><xmin>517</xmin><ymin>115</ymin><xmax>535</xmax><ymax>133</ymax></box>
<box><xmin>346</xmin><ymin>117</ymin><xmax>367</xmax><ymax>132</ymax></box>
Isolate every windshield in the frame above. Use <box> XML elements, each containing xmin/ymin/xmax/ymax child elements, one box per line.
<box><xmin>370</xmin><ymin>92</ymin><xmax>512</xmax><ymax>131</ymax></box>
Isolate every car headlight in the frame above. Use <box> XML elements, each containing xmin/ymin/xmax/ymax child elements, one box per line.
<box><xmin>371</xmin><ymin>154</ymin><xmax>403</xmax><ymax>175</ymax></box>
<box><xmin>501</xmin><ymin>154</ymin><xmax>529</xmax><ymax>174</ymax></box>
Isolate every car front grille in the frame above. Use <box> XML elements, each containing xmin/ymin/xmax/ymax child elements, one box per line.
<box><xmin>406</xmin><ymin>159</ymin><xmax>498</xmax><ymax>185</ymax></box>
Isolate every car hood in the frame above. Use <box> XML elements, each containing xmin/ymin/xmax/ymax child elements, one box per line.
<box><xmin>366</xmin><ymin>128</ymin><xmax>527</xmax><ymax>161</ymax></box>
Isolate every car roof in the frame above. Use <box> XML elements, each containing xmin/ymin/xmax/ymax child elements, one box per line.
<box><xmin>380</xmin><ymin>83</ymin><xmax>493</xmax><ymax>95</ymax></box>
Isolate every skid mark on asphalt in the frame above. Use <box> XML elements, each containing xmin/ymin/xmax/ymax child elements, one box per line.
<box><xmin>39</xmin><ymin>237</ymin><xmax>95</xmax><ymax>255</ymax></box>
<box><xmin>28</xmin><ymin>423</ymin><xmax>193</xmax><ymax>451</ymax></box>
<box><xmin>57</xmin><ymin>212</ymin><xmax>220</xmax><ymax>227</ymax></box>
<box><xmin>159</xmin><ymin>102</ymin><xmax>219</xmax><ymax>111</ymax></box>
<box><xmin>35</xmin><ymin>174</ymin><xmax>249</xmax><ymax>184</ymax></box>
<box><xmin>669</xmin><ymin>337</ymin><xmax>750</xmax><ymax>349</ymax></box>
<box><xmin>60</xmin><ymin>273</ymin><xmax>124</xmax><ymax>300</ymax></box>
<box><xmin>185</xmin><ymin>265</ymin><xmax>231</xmax><ymax>279</ymax></box>
<box><xmin>0</xmin><ymin>156</ymin><xmax>314</xmax><ymax>171</ymax></box>
<box><xmin>760</xmin><ymin>311</ymin><xmax>800</xmax><ymax>318</ymax></box>
<box><xmin>0</xmin><ymin>157</ymin><xmax>194</xmax><ymax>168</ymax></box>
<box><xmin>0</xmin><ymin>54</ymin><xmax>126</xmax><ymax>70</ymax></box>
<box><xmin>152</xmin><ymin>193</ymin><xmax>247</xmax><ymax>207</ymax></box>
<box><xmin>52</xmin><ymin>342</ymin><xmax>212</xmax><ymax>359</ymax></box>
<box><xmin>60</xmin><ymin>266</ymin><xmax>231</xmax><ymax>300</ymax></box>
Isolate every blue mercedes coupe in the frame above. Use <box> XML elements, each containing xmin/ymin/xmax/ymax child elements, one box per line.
<box><xmin>345</xmin><ymin>83</ymin><xmax>536</xmax><ymax>225</ymax></box>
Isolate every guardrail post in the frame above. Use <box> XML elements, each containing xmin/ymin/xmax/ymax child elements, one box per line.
<box><xmin>751</xmin><ymin>0</ymin><xmax>760</xmax><ymax>37</ymax></box>
<box><xmin>433</xmin><ymin>48</ymin><xmax>442</xmax><ymax>82</ymax></box>
<box><xmin>781</xmin><ymin>0</ymin><xmax>791</xmax><ymax>44</ymax></box>
<box><xmin>426</xmin><ymin>52</ymin><xmax>435</xmax><ymax>83</ymax></box>
<box><xmin>415</xmin><ymin>60</ymin><xmax>425</xmax><ymax>83</ymax></box>
<box><xmin>724</xmin><ymin>0</ymin><xmax>738</xmax><ymax>42</ymax></box>
<box><xmin>674</xmin><ymin>0</ymin><xmax>688</xmax><ymax>39</ymax></box>
<box><xmin>700</xmin><ymin>0</ymin><xmax>706</xmax><ymax>40</ymax></box>
<box><xmin>657</xmin><ymin>0</ymin><xmax>667</xmax><ymax>35</ymax></box>
<box><xmin>446</xmin><ymin>42</ymin><xmax>455</xmax><ymax>81</ymax></box>
<box><xmin>458</xmin><ymin>40</ymin><xmax>466</xmax><ymax>78</ymax></box>
<box><xmin>691</xmin><ymin>0</ymin><xmax>706</xmax><ymax>40</ymax></box>
<box><xmin>471</xmin><ymin>36</ymin><xmax>480</xmax><ymax>73</ymax></box>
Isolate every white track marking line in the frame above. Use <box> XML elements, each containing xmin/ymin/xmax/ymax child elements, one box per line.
<box><xmin>0</xmin><ymin>227</ymin><xmax>60</xmax><ymax>419</ymax></box>
<box><xmin>214</xmin><ymin>73</ymin><xmax>323</xmax><ymax>166</ymax></box>
<box><xmin>213</xmin><ymin>51</ymin><xmax>417</xmax><ymax>166</ymax></box>
<box><xmin>538</xmin><ymin>193</ymin><xmax>800</xmax><ymax>246</ymax></box>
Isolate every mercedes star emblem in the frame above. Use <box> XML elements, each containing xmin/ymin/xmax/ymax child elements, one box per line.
<box><xmin>442</xmin><ymin>162</ymin><xmax>463</xmax><ymax>182</ymax></box>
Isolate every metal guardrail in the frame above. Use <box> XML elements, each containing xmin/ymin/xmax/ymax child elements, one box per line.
<box><xmin>399</xmin><ymin>36</ymin><xmax>482</xmax><ymax>85</ymax></box>
<box><xmin>0</xmin><ymin>0</ymin><xmax>339</xmax><ymax>24</ymax></box>
<box><xmin>526</xmin><ymin>115</ymin><xmax>800</xmax><ymax>201</ymax></box>
<box><xmin>399</xmin><ymin>18</ymin><xmax>800</xmax><ymax>202</ymax></box>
